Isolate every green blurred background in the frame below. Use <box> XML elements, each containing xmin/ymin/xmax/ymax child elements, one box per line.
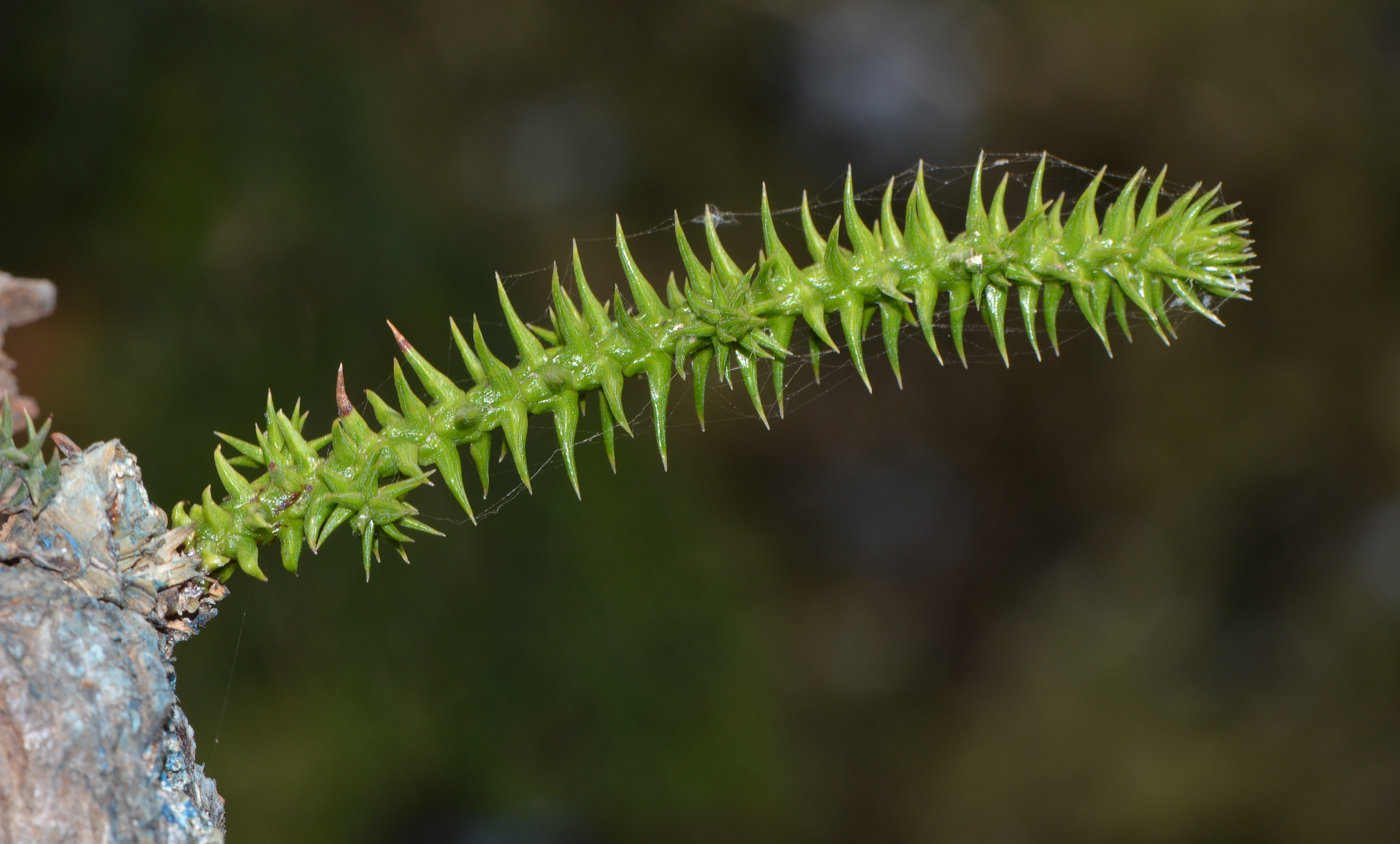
<box><xmin>4</xmin><ymin>0</ymin><xmax>1400</xmax><ymax>841</ymax></box>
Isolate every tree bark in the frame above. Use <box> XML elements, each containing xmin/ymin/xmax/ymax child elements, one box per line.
<box><xmin>0</xmin><ymin>441</ymin><xmax>227</xmax><ymax>843</ymax></box>
<box><xmin>0</xmin><ymin>271</ymin><xmax>226</xmax><ymax>842</ymax></box>
<box><xmin>0</xmin><ymin>442</ymin><xmax>226</xmax><ymax>844</ymax></box>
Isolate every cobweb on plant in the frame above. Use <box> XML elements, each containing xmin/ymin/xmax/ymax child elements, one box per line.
<box><xmin>369</xmin><ymin>153</ymin><xmax>1249</xmax><ymax>526</ymax></box>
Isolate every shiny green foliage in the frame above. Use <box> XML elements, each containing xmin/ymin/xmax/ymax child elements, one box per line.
<box><xmin>180</xmin><ymin>155</ymin><xmax>1255</xmax><ymax>581</ymax></box>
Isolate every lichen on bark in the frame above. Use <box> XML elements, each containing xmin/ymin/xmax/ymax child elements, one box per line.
<box><xmin>0</xmin><ymin>274</ymin><xmax>226</xmax><ymax>843</ymax></box>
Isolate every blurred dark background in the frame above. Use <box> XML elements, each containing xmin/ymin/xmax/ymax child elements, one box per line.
<box><xmin>4</xmin><ymin>0</ymin><xmax>1400</xmax><ymax>841</ymax></box>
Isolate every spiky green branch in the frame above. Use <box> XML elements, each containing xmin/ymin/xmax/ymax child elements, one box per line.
<box><xmin>174</xmin><ymin>154</ymin><xmax>1255</xmax><ymax>581</ymax></box>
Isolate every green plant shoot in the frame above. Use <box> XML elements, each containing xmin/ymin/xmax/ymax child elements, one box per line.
<box><xmin>172</xmin><ymin>154</ymin><xmax>1256</xmax><ymax>581</ymax></box>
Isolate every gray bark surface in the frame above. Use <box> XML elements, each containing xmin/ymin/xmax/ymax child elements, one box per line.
<box><xmin>0</xmin><ymin>567</ymin><xmax>223</xmax><ymax>843</ymax></box>
<box><xmin>0</xmin><ymin>439</ymin><xmax>227</xmax><ymax>843</ymax></box>
<box><xmin>0</xmin><ymin>270</ymin><xmax>227</xmax><ymax>842</ymax></box>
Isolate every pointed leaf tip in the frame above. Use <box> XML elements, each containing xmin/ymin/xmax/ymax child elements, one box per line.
<box><xmin>387</xmin><ymin>320</ymin><xmax>411</xmax><ymax>353</ymax></box>
<box><xmin>336</xmin><ymin>364</ymin><xmax>352</xmax><ymax>418</ymax></box>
